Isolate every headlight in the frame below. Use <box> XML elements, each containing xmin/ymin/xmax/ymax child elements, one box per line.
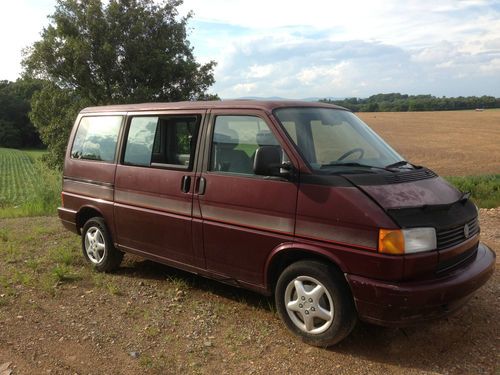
<box><xmin>378</xmin><ymin>228</ymin><xmax>436</xmax><ymax>255</ymax></box>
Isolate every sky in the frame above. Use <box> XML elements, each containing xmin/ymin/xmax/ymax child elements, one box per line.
<box><xmin>1</xmin><ymin>0</ymin><xmax>500</xmax><ymax>99</ymax></box>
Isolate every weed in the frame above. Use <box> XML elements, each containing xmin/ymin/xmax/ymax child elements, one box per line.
<box><xmin>26</xmin><ymin>259</ymin><xmax>41</xmax><ymax>271</ymax></box>
<box><xmin>3</xmin><ymin>243</ymin><xmax>21</xmax><ymax>264</ymax></box>
<box><xmin>138</xmin><ymin>354</ymin><xmax>154</xmax><ymax>368</ymax></box>
<box><xmin>51</xmin><ymin>264</ymin><xmax>80</xmax><ymax>282</ymax></box>
<box><xmin>11</xmin><ymin>270</ymin><xmax>34</xmax><ymax>287</ymax></box>
<box><xmin>106</xmin><ymin>282</ymin><xmax>123</xmax><ymax>296</ymax></box>
<box><xmin>166</xmin><ymin>275</ymin><xmax>191</xmax><ymax>290</ymax></box>
<box><xmin>0</xmin><ymin>229</ymin><xmax>8</xmax><ymax>242</ymax></box>
<box><xmin>144</xmin><ymin>325</ymin><xmax>161</xmax><ymax>337</ymax></box>
<box><xmin>48</xmin><ymin>245</ymin><xmax>79</xmax><ymax>266</ymax></box>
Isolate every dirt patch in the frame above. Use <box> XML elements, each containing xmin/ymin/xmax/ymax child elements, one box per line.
<box><xmin>0</xmin><ymin>213</ymin><xmax>498</xmax><ymax>374</ymax></box>
<box><xmin>357</xmin><ymin>110</ymin><xmax>500</xmax><ymax>176</ymax></box>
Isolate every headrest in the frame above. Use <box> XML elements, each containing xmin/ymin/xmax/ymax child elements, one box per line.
<box><xmin>213</xmin><ymin>128</ymin><xmax>239</xmax><ymax>148</ymax></box>
<box><xmin>256</xmin><ymin>130</ymin><xmax>278</xmax><ymax>146</ymax></box>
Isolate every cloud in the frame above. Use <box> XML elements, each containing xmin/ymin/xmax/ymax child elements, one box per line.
<box><xmin>0</xmin><ymin>0</ymin><xmax>499</xmax><ymax>98</ymax></box>
<box><xmin>208</xmin><ymin>32</ymin><xmax>500</xmax><ymax>98</ymax></box>
<box><xmin>182</xmin><ymin>0</ymin><xmax>500</xmax><ymax>97</ymax></box>
<box><xmin>246</xmin><ymin>64</ymin><xmax>275</xmax><ymax>79</ymax></box>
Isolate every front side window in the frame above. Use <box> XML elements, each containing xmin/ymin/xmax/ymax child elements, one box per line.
<box><xmin>123</xmin><ymin>116</ymin><xmax>199</xmax><ymax>169</ymax></box>
<box><xmin>210</xmin><ymin>115</ymin><xmax>281</xmax><ymax>175</ymax></box>
<box><xmin>71</xmin><ymin>116</ymin><xmax>122</xmax><ymax>162</ymax></box>
<box><xmin>274</xmin><ymin>108</ymin><xmax>403</xmax><ymax>171</ymax></box>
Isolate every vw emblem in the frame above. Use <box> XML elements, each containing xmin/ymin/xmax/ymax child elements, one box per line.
<box><xmin>463</xmin><ymin>224</ymin><xmax>470</xmax><ymax>239</ymax></box>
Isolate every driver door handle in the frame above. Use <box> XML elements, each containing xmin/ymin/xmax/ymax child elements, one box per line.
<box><xmin>180</xmin><ymin>175</ymin><xmax>191</xmax><ymax>193</ymax></box>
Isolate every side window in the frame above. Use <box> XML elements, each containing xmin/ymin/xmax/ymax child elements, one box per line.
<box><xmin>71</xmin><ymin>116</ymin><xmax>122</xmax><ymax>162</ymax></box>
<box><xmin>210</xmin><ymin>115</ymin><xmax>281</xmax><ymax>175</ymax></box>
<box><xmin>123</xmin><ymin>115</ymin><xmax>199</xmax><ymax>169</ymax></box>
<box><xmin>124</xmin><ymin>117</ymin><xmax>157</xmax><ymax>166</ymax></box>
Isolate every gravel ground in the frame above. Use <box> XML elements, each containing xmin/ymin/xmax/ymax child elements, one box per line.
<box><xmin>0</xmin><ymin>209</ymin><xmax>498</xmax><ymax>374</ymax></box>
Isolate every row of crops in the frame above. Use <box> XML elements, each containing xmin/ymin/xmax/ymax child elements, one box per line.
<box><xmin>0</xmin><ymin>148</ymin><xmax>61</xmax><ymax>217</ymax></box>
<box><xmin>0</xmin><ymin>148</ymin><xmax>38</xmax><ymax>206</ymax></box>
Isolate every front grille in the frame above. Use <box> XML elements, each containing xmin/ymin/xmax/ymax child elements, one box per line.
<box><xmin>436</xmin><ymin>217</ymin><xmax>479</xmax><ymax>249</ymax></box>
<box><xmin>436</xmin><ymin>245</ymin><xmax>478</xmax><ymax>274</ymax></box>
<box><xmin>383</xmin><ymin>169</ymin><xmax>437</xmax><ymax>184</ymax></box>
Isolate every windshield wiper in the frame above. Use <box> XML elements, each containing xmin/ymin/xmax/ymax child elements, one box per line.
<box><xmin>385</xmin><ymin>160</ymin><xmax>413</xmax><ymax>169</ymax></box>
<box><xmin>320</xmin><ymin>162</ymin><xmax>388</xmax><ymax>171</ymax></box>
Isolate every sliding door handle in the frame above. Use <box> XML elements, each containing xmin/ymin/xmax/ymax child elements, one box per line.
<box><xmin>196</xmin><ymin>177</ymin><xmax>206</xmax><ymax>195</ymax></box>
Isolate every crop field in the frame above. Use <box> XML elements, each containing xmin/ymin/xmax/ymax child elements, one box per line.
<box><xmin>358</xmin><ymin>109</ymin><xmax>500</xmax><ymax>176</ymax></box>
<box><xmin>0</xmin><ymin>148</ymin><xmax>38</xmax><ymax>206</ymax></box>
<box><xmin>0</xmin><ymin>148</ymin><xmax>60</xmax><ymax>218</ymax></box>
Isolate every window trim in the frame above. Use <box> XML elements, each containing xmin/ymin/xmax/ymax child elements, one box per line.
<box><xmin>120</xmin><ymin>113</ymin><xmax>202</xmax><ymax>171</ymax></box>
<box><xmin>70</xmin><ymin>114</ymin><xmax>125</xmax><ymax>164</ymax></box>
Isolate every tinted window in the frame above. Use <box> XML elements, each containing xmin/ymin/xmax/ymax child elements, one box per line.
<box><xmin>210</xmin><ymin>115</ymin><xmax>281</xmax><ymax>175</ymax></box>
<box><xmin>71</xmin><ymin>116</ymin><xmax>122</xmax><ymax>162</ymax></box>
<box><xmin>124</xmin><ymin>116</ymin><xmax>199</xmax><ymax>169</ymax></box>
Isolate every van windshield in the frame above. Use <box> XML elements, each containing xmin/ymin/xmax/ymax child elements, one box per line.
<box><xmin>274</xmin><ymin>107</ymin><xmax>404</xmax><ymax>172</ymax></box>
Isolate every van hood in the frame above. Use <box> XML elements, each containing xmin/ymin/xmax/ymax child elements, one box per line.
<box><xmin>353</xmin><ymin>176</ymin><xmax>462</xmax><ymax>210</ymax></box>
<box><xmin>342</xmin><ymin>171</ymin><xmax>477</xmax><ymax>230</ymax></box>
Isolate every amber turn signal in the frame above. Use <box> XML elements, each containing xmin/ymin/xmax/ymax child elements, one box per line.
<box><xmin>378</xmin><ymin>229</ymin><xmax>405</xmax><ymax>254</ymax></box>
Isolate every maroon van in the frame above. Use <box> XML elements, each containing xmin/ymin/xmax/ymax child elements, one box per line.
<box><xmin>58</xmin><ymin>100</ymin><xmax>495</xmax><ymax>346</ymax></box>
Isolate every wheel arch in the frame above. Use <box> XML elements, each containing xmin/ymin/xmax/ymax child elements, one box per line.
<box><xmin>75</xmin><ymin>205</ymin><xmax>105</xmax><ymax>234</ymax></box>
<box><xmin>264</xmin><ymin>243</ymin><xmax>350</xmax><ymax>294</ymax></box>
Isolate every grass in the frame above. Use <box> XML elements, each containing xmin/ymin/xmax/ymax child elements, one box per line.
<box><xmin>0</xmin><ymin>148</ymin><xmax>61</xmax><ymax>218</ymax></box>
<box><xmin>445</xmin><ymin>175</ymin><xmax>500</xmax><ymax>208</ymax></box>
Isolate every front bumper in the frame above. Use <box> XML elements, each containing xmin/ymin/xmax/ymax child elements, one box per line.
<box><xmin>347</xmin><ymin>242</ymin><xmax>496</xmax><ymax>326</ymax></box>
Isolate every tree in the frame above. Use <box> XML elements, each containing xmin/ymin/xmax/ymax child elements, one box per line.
<box><xmin>0</xmin><ymin>79</ymin><xmax>44</xmax><ymax>149</ymax></box>
<box><xmin>23</xmin><ymin>0</ymin><xmax>217</xmax><ymax>168</ymax></box>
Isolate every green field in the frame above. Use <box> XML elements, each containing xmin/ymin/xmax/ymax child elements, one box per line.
<box><xmin>0</xmin><ymin>148</ymin><xmax>60</xmax><ymax>218</ymax></box>
<box><xmin>0</xmin><ymin>148</ymin><xmax>38</xmax><ymax>205</ymax></box>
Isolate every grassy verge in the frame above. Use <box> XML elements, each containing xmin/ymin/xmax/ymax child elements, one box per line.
<box><xmin>445</xmin><ymin>174</ymin><xmax>500</xmax><ymax>208</ymax></box>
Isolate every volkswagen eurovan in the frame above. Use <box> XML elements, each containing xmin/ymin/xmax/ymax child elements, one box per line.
<box><xmin>58</xmin><ymin>100</ymin><xmax>495</xmax><ymax>346</ymax></box>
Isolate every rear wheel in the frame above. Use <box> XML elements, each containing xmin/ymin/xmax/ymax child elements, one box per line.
<box><xmin>275</xmin><ymin>260</ymin><xmax>357</xmax><ymax>347</ymax></box>
<box><xmin>82</xmin><ymin>217</ymin><xmax>123</xmax><ymax>272</ymax></box>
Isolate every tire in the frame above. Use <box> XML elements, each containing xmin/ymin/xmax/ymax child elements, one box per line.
<box><xmin>81</xmin><ymin>217</ymin><xmax>123</xmax><ymax>272</ymax></box>
<box><xmin>275</xmin><ymin>260</ymin><xmax>357</xmax><ymax>347</ymax></box>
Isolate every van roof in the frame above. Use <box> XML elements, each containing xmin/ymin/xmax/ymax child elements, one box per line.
<box><xmin>80</xmin><ymin>100</ymin><xmax>348</xmax><ymax>113</ymax></box>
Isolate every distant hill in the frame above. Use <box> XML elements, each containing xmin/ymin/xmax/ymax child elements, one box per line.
<box><xmin>320</xmin><ymin>93</ymin><xmax>500</xmax><ymax>112</ymax></box>
<box><xmin>232</xmin><ymin>96</ymin><xmax>345</xmax><ymax>102</ymax></box>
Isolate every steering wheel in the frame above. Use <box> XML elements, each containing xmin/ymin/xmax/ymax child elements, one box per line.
<box><xmin>337</xmin><ymin>148</ymin><xmax>364</xmax><ymax>161</ymax></box>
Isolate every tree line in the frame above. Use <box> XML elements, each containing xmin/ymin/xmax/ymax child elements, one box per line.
<box><xmin>321</xmin><ymin>93</ymin><xmax>500</xmax><ymax>112</ymax></box>
<box><xmin>0</xmin><ymin>79</ymin><xmax>44</xmax><ymax>149</ymax></box>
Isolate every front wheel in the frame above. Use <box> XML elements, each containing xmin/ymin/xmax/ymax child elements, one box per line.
<box><xmin>275</xmin><ymin>260</ymin><xmax>357</xmax><ymax>347</ymax></box>
<box><xmin>82</xmin><ymin>217</ymin><xmax>123</xmax><ymax>272</ymax></box>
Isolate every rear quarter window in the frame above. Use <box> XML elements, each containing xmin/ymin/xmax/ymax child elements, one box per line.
<box><xmin>71</xmin><ymin>116</ymin><xmax>123</xmax><ymax>162</ymax></box>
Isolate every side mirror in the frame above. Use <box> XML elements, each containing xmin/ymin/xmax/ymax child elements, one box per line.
<box><xmin>253</xmin><ymin>146</ymin><xmax>292</xmax><ymax>178</ymax></box>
